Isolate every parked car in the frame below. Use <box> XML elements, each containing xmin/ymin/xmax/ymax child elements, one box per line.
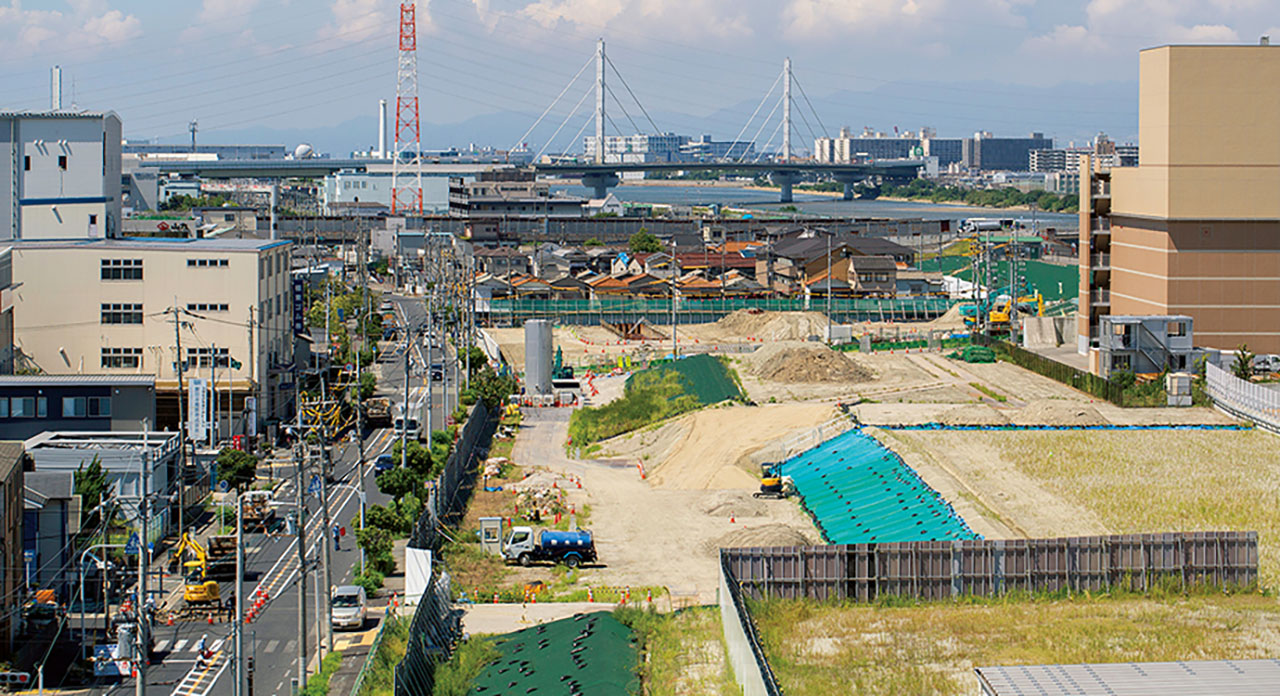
<box><xmin>373</xmin><ymin>454</ymin><xmax>396</xmax><ymax>474</ymax></box>
<box><xmin>331</xmin><ymin>585</ymin><xmax>368</xmax><ymax>630</ymax></box>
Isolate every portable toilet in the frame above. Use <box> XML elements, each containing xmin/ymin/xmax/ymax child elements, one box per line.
<box><xmin>479</xmin><ymin>516</ymin><xmax>505</xmax><ymax>554</ymax></box>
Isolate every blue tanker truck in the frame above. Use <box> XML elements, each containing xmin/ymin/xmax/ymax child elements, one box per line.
<box><xmin>501</xmin><ymin>526</ymin><xmax>597</xmax><ymax>568</ymax></box>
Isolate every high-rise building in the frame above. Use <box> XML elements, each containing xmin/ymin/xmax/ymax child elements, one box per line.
<box><xmin>1079</xmin><ymin>44</ymin><xmax>1280</xmax><ymax>358</ymax></box>
<box><xmin>1</xmin><ymin>111</ymin><xmax>123</xmax><ymax>241</ymax></box>
<box><xmin>962</xmin><ymin>131</ymin><xmax>1054</xmax><ymax>171</ymax></box>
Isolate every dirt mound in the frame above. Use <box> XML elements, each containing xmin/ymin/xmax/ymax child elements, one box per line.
<box><xmin>706</xmin><ymin>524</ymin><xmax>812</xmax><ymax>553</ymax></box>
<box><xmin>1010</xmin><ymin>400</ymin><xmax>1108</xmax><ymax>426</ymax></box>
<box><xmin>701</xmin><ymin>490</ymin><xmax>768</xmax><ymax>518</ymax></box>
<box><xmin>938</xmin><ymin>404</ymin><xmax>1010</xmax><ymax>426</ymax></box>
<box><xmin>748</xmin><ymin>341</ymin><xmax>873</xmax><ymax>383</ymax></box>
<box><xmin>714</xmin><ymin>310</ymin><xmax>831</xmax><ymax>342</ymax></box>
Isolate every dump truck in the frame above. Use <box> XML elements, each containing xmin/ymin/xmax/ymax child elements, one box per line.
<box><xmin>205</xmin><ymin>534</ymin><xmax>238</xmax><ymax>581</ymax></box>
<box><xmin>241</xmin><ymin>490</ymin><xmax>276</xmax><ymax>530</ymax></box>
<box><xmin>501</xmin><ymin>527</ymin><xmax>596</xmax><ymax>568</ymax></box>
<box><xmin>364</xmin><ymin>397</ymin><xmax>392</xmax><ymax>427</ymax></box>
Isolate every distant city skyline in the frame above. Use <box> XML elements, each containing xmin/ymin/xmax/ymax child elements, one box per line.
<box><xmin>1</xmin><ymin>1</ymin><xmax>1276</xmax><ymax>154</ymax></box>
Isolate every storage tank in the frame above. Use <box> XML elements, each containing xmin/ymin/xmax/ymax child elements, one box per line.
<box><xmin>524</xmin><ymin>319</ymin><xmax>553</xmax><ymax>395</ymax></box>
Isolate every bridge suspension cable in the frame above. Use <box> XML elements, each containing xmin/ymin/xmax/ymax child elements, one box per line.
<box><xmin>727</xmin><ymin>69</ymin><xmax>782</xmax><ymax>162</ymax></box>
<box><xmin>510</xmin><ymin>54</ymin><xmax>594</xmax><ymax>153</ymax></box>
<box><xmin>534</xmin><ymin>81</ymin><xmax>595</xmax><ymax>162</ymax></box>
<box><xmin>791</xmin><ymin>73</ymin><xmax>829</xmax><ymax>139</ymax></box>
<box><xmin>738</xmin><ymin>87</ymin><xmax>783</xmax><ymax>164</ymax></box>
<box><xmin>605</xmin><ymin>54</ymin><xmax>661</xmax><ymax>134</ymax></box>
<box><xmin>606</xmin><ymin>84</ymin><xmax>645</xmax><ymax>136</ymax></box>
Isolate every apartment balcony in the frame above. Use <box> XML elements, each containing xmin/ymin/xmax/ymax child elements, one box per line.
<box><xmin>1090</xmin><ymin>289</ymin><xmax>1111</xmax><ymax>306</ymax></box>
<box><xmin>1090</xmin><ymin>217</ymin><xmax>1111</xmax><ymax>235</ymax></box>
<box><xmin>1090</xmin><ymin>253</ymin><xmax>1110</xmax><ymax>270</ymax></box>
<box><xmin>1091</xmin><ymin>180</ymin><xmax>1111</xmax><ymax>198</ymax></box>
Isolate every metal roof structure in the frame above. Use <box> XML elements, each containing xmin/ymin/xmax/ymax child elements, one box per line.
<box><xmin>10</xmin><ymin>237</ymin><xmax>288</xmax><ymax>252</ymax></box>
<box><xmin>975</xmin><ymin>659</ymin><xmax>1280</xmax><ymax>696</ymax></box>
<box><xmin>0</xmin><ymin>375</ymin><xmax>155</xmax><ymax>387</ymax></box>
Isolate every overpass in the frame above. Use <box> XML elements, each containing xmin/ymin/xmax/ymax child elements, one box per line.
<box><xmin>534</xmin><ymin>160</ymin><xmax>926</xmax><ymax>202</ymax></box>
<box><xmin>137</xmin><ymin>157</ymin><xmax>381</xmax><ymax>179</ymax></box>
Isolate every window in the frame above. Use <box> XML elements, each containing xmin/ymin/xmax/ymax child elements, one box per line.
<box><xmin>0</xmin><ymin>399</ymin><xmax>7</xmax><ymax>418</ymax></box>
<box><xmin>187</xmin><ymin>347</ymin><xmax>229</xmax><ymax>368</ymax></box>
<box><xmin>187</xmin><ymin>258</ymin><xmax>229</xmax><ymax>268</ymax></box>
<box><xmin>857</xmin><ymin>273</ymin><xmax>873</xmax><ymax>282</ymax></box>
<box><xmin>101</xmin><ymin>258</ymin><xmax>143</xmax><ymax>280</ymax></box>
<box><xmin>58</xmin><ymin>155</ymin><xmax>67</xmax><ymax>170</ymax></box>
<box><xmin>89</xmin><ymin>214</ymin><xmax>98</xmax><ymax>225</ymax></box>
<box><xmin>10</xmin><ymin>397</ymin><xmax>47</xmax><ymax>418</ymax></box>
<box><xmin>187</xmin><ymin>303</ymin><xmax>229</xmax><ymax>312</ymax></box>
<box><xmin>1112</xmin><ymin>354</ymin><xmax>1131</xmax><ymax>371</ymax></box>
<box><xmin>875</xmin><ymin>273</ymin><xmax>889</xmax><ymax>282</ymax></box>
<box><xmin>23</xmin><ymin>155</ymin><xmax>30</xmax><ymax>171</ymax></box>
<box><xmin>224</xmin><ymin>213</ymin><xmax>235</xmax><ymax>222</ymax></box>
<box><xmin>102</xmin><ymin>347</ymin><xmax>142</xmax><ymax>368</ymax></box>
<box><xmin>1168</xmin><ymin>321</ymin><xmax>1187</xmax><ymax>337</ymax></box>
<box><xmin>62</xmin><ymin>396</ymin><xmax>111</xmax><ymax>418</ymax></box>
<box><xmin>101</xmin><ymin>303</ymin><xmax>143</xmax><ymax>324</ymax></box>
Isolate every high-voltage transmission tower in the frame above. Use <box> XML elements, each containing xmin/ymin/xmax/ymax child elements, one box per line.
<box><xmin>392</xmin><ymin>1</ymin><xmax>423</xmax><ymax>214</ymax></box>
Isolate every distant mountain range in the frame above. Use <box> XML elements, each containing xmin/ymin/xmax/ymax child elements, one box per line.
<box><xmin>153</xmin><ymin>79</ymin><xmax>1139</xmax><ymax>158</ymax></box>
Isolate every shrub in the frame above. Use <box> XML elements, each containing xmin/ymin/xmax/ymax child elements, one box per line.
<box><xmin>432</xmin><ymin>637</ymin><xmax>500</xmax><ymax>696</ymax></box>
<box><xmin>353</xmin><ymin>569</ymin><xmax>384</xmax><ymax>594</ymax></box>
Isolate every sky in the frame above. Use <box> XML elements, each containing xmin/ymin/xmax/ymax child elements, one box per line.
<box><xmin>0</xmin><ymin>0</ymin><xmax>1276</xmax><ymax>155</ymax></box>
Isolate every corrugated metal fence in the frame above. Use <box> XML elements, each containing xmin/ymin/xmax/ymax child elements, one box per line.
<box><xmin>1206</xmin><ymin>362</ymin><xmax>1280</xmax><ymax>435</ymax></box>
<box><xmin>721</xmin><ymin>532</ymin><xmax>1258</xmax><ymax>602</ymax></box>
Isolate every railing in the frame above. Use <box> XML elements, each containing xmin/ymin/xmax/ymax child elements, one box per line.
<box><xmin>719</xmin><ymin>554</ymin><xmax>784</xmax><ymax>696</ymax></box>
<box><xmin>1091</xmin><ymin>217</ymin><xmax>1111</xmax><ymax>233</ymax></box>
<box><xmin>1091</xmin><ymin>289</ymin><xmax>1111</xmax><ymax>305</ymax></box>
<box><xmin>1090</xmin><ymin>253</ymin><xmax>1110</xmax><ymax>270</ymax></box>
<box><xmin>971</xmin><ymin>334</ymin><xmax>1125</xmax><ymax>405</ymax></box>
<box><xmin>722</xmin><ymin>532</ymin><xmax>1258</xmax><ymax>602</ymax></box>
<box><xmin>1206</xmin><ymin>362</ymin><xmax>1280</xmax><ymax>435</ymax></box>
<box><xmin>349</xmin><ymin>603</ymin><xmax>396</xmax><ymax>696</ymax></box>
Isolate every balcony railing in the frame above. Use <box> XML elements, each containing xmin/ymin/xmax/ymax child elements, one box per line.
<box><xmin>1090</xmin><ymin>289</ymin><xmax>1111</xmax><ymax>306</ymax></box>
<box><xmin>1091</xmin><ymin>181</ymin><xmax>1111</xmax><ymax>197</ymax></box>
<box><xmin>1090</xmin><ymin>253</ymin><xmax>1110</xmax><ymax>270</ymax></box>
<box><xmin>1091</xmin><ymin>217</ymin><xmax>1111</xmax><ymax>234</ymax></box>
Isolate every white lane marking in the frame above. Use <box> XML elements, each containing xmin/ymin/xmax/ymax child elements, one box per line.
<box><xmin>173</xmin><ymin>639</ymin><xmax>188</xmax><ymax>652</ymax></box>
<box><xmin>265</xmin><ymin>639</ymin><xmax>280</xmax><ymax>653</ymax></box>
<box><xmin>284</xmin><ymin>639</ymin><xmax>296</xmax><ymax>655</ymax></box>
<box><xmin>154</xmin><ymin>639</ymin><xmax>169</xmax><ymax>652</ymax></box>
<box><xmin>210</xmin><ymin>639</ymin><xmax>224</xmax><ymax>652</ymax></box>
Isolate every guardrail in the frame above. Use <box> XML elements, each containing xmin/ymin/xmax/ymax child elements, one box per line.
<box><xmin>722</xmin><ymin>532</ymin><xmax>1258</xmax><ymax>602</ymax></box>
<box><xmin>1206</xmin><ymin>362</ymin><xmax>1280</xmax><ymax>435</ymax></box>
<box><xmin>719</xmin><ymin>553</ymin><xmax>784</xmax><ymax>696</ymax></box>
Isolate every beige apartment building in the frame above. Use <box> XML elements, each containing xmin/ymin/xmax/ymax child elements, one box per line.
<box><xmin>8</xmin><ymin>237</ymin><xmax>294</xmax><ymax>437</ymax></box>
<box><xmin>1079</xmin><ymin>44</ymin><xmax>1280</xmax><ymax>359</ymax></box>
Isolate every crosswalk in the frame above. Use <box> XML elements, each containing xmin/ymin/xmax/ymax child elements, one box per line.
<box><xmin>158</xmin><ymin>634</ymin><xmax>367</xmax><ymax>656</ymax></box>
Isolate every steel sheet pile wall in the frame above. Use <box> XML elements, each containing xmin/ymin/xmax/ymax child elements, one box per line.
<box><xmin>719</xmin><ymin>555</ymin><xmax>783</xmax><ymax>696</ymax></box>
<box><xmin>721</xmin><ymin>531</ymin><xmax>1258</xmax><ymax>602</ymax></box>
<box><xmin>393</xmin><ymin>571</ymin><xmax>459</xmax><ymax>696</ymax></box>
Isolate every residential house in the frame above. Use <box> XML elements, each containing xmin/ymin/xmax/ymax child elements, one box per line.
<box><xmin>895</xmin><ymin>270</ymin><xmax>946</xmax><ymax>297</ymax></box>
<box><xmin>584</xmin><ymin>194</ymin><xmax>625</xmax><ymax>217</ymax></box>
<box><xmin>23</xmin><ymin>471</ymin><xmax>78</xmax><ymax>602</ymax></box>
<box><xmin>473</xmin><ymin>246</ymin><xmax>531</xmax><ymax>276</ymax></box>
<box><xmin>532</xmin><ymin>245</ymin><xmax>588</xmax><ymax>279</ymax></box>
<box><xmin>0</xmin><ymin>375</ymin><xmax>156</xmax><ymax>441</ymax></box>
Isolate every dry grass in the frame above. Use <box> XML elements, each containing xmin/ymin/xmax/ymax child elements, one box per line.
<box><xmin>621</xmin><ymin>607</ymin><xmax>740</xmax><ymax>696</ymax></box>
<box><xmin>754</xmin><ymin>594</ymin><xmax>1280</xmax><ymax>696</ymax></box>
<box><xmin>992</xmin><ymin>430</ymin><xmax>1280</xmax><ymax>585</ymax></box>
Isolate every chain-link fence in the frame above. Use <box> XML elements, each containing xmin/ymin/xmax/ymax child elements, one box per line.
<box><xmin>486</xmin><ymin>296</ymin><xmax>954</xmax><ymax>327</ymax></box>
<box><xmin>393</xmin><ymin>571</ymin><xmax>459</xmax><ymax>695</ymax></box>
<box><xmin>409</xmin><ymin>400</ymin><xmax>496</xmax><ymax>550</ymax></box>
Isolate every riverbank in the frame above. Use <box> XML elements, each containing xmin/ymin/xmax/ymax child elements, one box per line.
<box><xmin>879</xmin><ymin>195</ymin><xmax>1077</xmax><ymax>214</ymax></box>
<box><xmin>616</xmin><ymin>179</ymin><xmax>751</xmax><ymax>189</ymax></box>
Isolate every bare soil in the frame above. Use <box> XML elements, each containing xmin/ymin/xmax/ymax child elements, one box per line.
<box><xmin>745</xmin><ymin>342</ymin><xmax>873</xmax><ymax>384</ymax></box>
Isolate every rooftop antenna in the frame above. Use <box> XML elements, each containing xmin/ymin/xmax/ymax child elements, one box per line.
<box><xmin>189</xmin><ymin>120</ymin><xmax>198</xmax><ymax>153</ymax></box>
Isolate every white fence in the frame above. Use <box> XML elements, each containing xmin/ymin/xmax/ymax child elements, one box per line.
<box><xmin>1206</xmin><ymin>362</ymin><xmax>1280</xmax><ymax>434</ymax></box>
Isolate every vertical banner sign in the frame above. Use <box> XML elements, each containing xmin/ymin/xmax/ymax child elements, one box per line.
<box><xmin>292</xmin><ymin>277</ymin><xmax>306</xmax><ymax>334</ymax></box>
<box><xmin>188</xmin><ymin>377</ymin><xmax>208</xmax><ymax>444</ymax></box>
<box><xmin>245</xmin><ymin>396</ymin><xmax>258</xmax><ymax>437</ymax></box>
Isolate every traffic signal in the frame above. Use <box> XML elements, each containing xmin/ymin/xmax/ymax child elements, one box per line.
<box><xmin>0</xmin><ymin>672</ymin><xmax>32</xmax><ymax>685</ymax></box>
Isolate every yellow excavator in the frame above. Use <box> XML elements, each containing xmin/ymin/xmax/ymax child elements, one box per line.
<box><xmin>171</xmin><ymin>533</ymin><xmax>221</xmax><ymax>605</ymax></box>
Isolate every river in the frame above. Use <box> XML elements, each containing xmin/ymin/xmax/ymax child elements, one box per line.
<box><xmin>550</xmin><ymin>183</ymin><xmax>1078</xmax><ymax>229</ymax></box>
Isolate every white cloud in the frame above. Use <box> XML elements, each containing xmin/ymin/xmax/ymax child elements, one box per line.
<box><xmin>0</xmin><ymin>1</ymin><xmax>143</xmax><ymax>59</ymax></box>
<box><xmin>197</xmin><ymin>0</ymin><xmax>262</xmax><ymax>25</ymax></box>
<box><xmin>318</xmin><ymin>0</ymin><xmax>434</xmax><ymax>43</ymax></box>
<box><xmin>508</xmin><ymin>0</ymin><xmax>750</xmax><ymax>41</ymax></box>
<box><xmin>1023</xmin><ymin>0</ymin><xmax>1245</xmax><ymax>58</ymax></box>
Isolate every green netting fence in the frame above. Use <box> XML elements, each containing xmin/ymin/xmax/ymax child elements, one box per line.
<box><xmin>468</xmin><ymin>613</ymin><xmax>639</xmax><ymax>695</ymax></box>
<box><xmin>629</xmin><ymin>354</ymin><xmax>742</xmax><ymax>405</ymax></box>
<box><xmin>486</xmin><ymin>296</ymin><xmax>955</xmax><ymax>326</ymax></box>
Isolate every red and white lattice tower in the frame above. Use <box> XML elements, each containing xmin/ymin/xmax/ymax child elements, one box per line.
<box><xmin>391</xmin><ymin>1</ymin><xmax>422</xmax><ymax>214</ymax></box>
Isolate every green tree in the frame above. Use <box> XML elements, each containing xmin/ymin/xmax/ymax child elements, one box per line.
<box><xmin>375</xmin><ymin>466</ymin><xmax>422</xmax><ymax>499</ymax></box>
<box><xmin>583</xmin><ymin>237</ymin><xmax>604</xmax><ymax>247</ymax></box>
<box><xmin>366</xmin><ymin>503</ymin><xmax>411</xmax><ymax>536</ymax></box>
<box><xmin>215</xmin><ymin>448</ymin><xmax>258</xmax><ymax>491</ymax></box>
<box><xmin>74</xmin><ymin>456</ymin><xmax>110</xmax><ymax>525</ymax></box>
<box><xmin>356</xmin><ymin>524</ymin><xmax>394</xmax><ymax>560</ymax></box>
<box><xmin>359</xmin><ymin>371</ymin><xmax>377</xmax><ymax>400</ymax></box>
<box><xmin>1108</xmin><ymin>369</ymin><xmax>1136</xmax><ymax>392</ymax></box>
<box><xmin>628</xmin><ymin>229</ymin><xmax>662</xmax><ymax>253</ymax></box>
<box><xmin>389</xmin><ymin>438</ymin><xmax>434</xmax><ymax>479</ymax></box>
<box><xmin>1233</xmin><ymin>344</ymin><xmax>1256</xmax><ymax>380</ymax></box>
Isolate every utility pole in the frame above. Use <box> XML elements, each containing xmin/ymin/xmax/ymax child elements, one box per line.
<box><xmin>355</xmin><ymin>210</ymin><xmax>368</xmax><ymax>574</ymax></box>
<box><xmin>595</xmin><ymin>38</ymin><xmax>605</xmax><ymax>165</ymax></box>
<box><xmin>318</xmin><ymin>459</ymin><xmax>334</xmax><ymax>654</ymax></box>
<box><xmin>401</xmin><ymin>334</ymin><xmax>410</xmax><ymax>470</ymax></box>
<box><xmin>171</xmin><ymin>305</ymin><xmax>188</xmax><ymax>544</ymax></box>
<box><xmin>292</xmin><ymin>405</ymin><xmax>307</xmax><ymax>692</ymax></box>
<box><xmin>135</xmin><ymin>429</ymin><xmax>150</xmax><ymax>696</ymax></box>
<box><xmin>782</xmin><ymin>57</ymin><xmax>792</xmax><ymax>164</ymax></box>
<box><xmin>234</xmin><ymin>490</ymin><xmax>245</xmax><ymax>696</ymax></box>
<box><xmin>670</xmin><ymin>237</ymin><xmax>678</xmax><ymax>358</ymax></box>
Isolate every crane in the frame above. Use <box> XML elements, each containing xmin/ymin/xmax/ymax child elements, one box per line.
<box><xmin>171</xmin><ymin>532</ymin><xmax>221</xmax><ymax>605</ymax></box>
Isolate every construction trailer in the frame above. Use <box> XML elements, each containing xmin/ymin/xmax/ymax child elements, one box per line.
<box><xmin>1096</xmin><ymin>315</ymin><xmax>1197</xmax><ymax>378</ymax></box>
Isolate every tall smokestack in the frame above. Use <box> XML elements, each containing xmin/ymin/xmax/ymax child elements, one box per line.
<box><xmin>51</xmin><ymin>66</ymin><xmax>62</xmax><ymax>110</ymax></box>
<box><xmin>378</xmin><ymin>99</ymin><xmax>387</xmax><ymax>158</ymax></box>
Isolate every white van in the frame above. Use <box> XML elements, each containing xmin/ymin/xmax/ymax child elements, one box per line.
<box><xmin>331</xmin><ymin>585</ymin><xmax>368</xmax><ymax>630</ymax></box>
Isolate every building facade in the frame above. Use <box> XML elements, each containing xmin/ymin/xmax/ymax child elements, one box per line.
<box><xmin>962</xmin><ymin>132</ymin><xmax>1054</xmax><ymax>171</ymax></box>
<box><xmin>1</xmin><ymin>111</ymin><xmax>123</xmax><ymax>241</ymax></box>
<box><xmin>1079</xmin><ymin>44</ymin><xmax>1280</xmax><ymax>356</ymax></box>
<box><xmin>0</xmin><ymin>442</ymin><xmax>21</xmax><ymax>654</ymax></box>
<box><xmin>9</xmin><ymin>238</ymin><xmax>293</xmax><ymax>435</ymax></box>
<box><xmin>0</xmin><ymin>375</ymin><xmax>156</xmax><ymax>441</ymax></box>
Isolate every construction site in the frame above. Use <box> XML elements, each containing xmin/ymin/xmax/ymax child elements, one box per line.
<box><xmin>455</xmin><ymin>303</ymin><xmax>1279</xmax><ymax>695</ymax></box>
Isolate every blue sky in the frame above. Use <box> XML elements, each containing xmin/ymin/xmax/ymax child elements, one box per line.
<box><xmin>1</xmin><ymin>1</ymin><xmax>1276</xmax><ymax>153</ymax></box>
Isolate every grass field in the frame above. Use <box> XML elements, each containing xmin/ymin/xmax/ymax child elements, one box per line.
<box><xmin>992</xmin><ymin>430</ymin><xmax>1280</xmax><ymax>586</ymax></box>
<box><xmin>753</xmin><ymin>593</ymin><xmax>1280</xmax><ymax>696</ymax></box>
<box><xmin>619</xmin><ymin>607</ymin><xmax>740</xmax><ymax>696</ymax></box>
